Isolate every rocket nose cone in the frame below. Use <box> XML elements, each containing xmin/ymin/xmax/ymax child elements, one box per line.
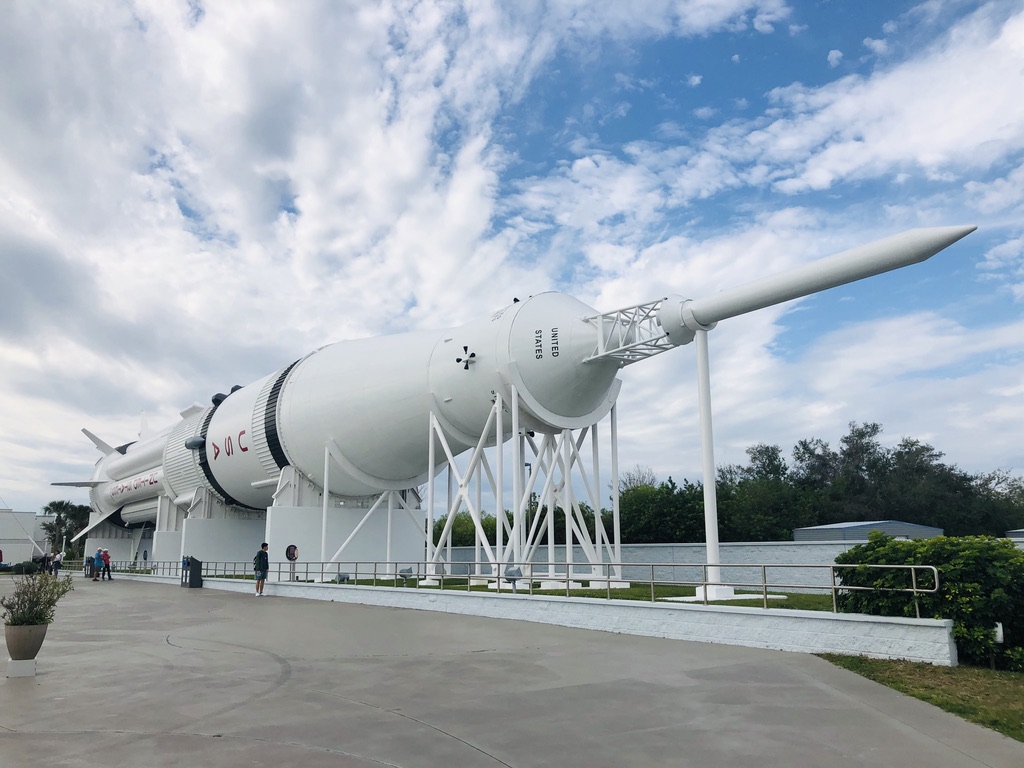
<box><xmin>912</xmin><ymin>224</ymin><xmax>977</xmax><ymax>251</ymax></box>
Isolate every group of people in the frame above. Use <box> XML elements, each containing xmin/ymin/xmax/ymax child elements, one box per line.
<box><xmin>36</xmin><ymin>551</ymin><xmax>64</xmax><ymax>574</ymax></box>
<box><xmin>89</xmin><ymin>548</ymin><xmax>112</xmax><ymax>581</ymax></box>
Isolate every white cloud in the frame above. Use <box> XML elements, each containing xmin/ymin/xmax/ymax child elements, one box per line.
<box><xmin>978</xmin><ymin>235</ymin><xmax>1024</xmax><ymax>300</ymax></box>
<box><xmin>763</xmin><ymin>8</ymin><xmax>1024</xmax><ymax>192</ymax></box>
<box><xmin>827</xmin><ymin>49</ymin><xmax>843</xmax><ymax>67</ymax></box>
<box><xmin>863</xmin><ymin>37</ymin><xmax>889</xmax><ymax>56</ymax></box>
<box><xmin>687</xmin><ymin>74</ymin><xmax>703</xmax><ymax>87</ymax></box>
<box><xmin>965</xmin><ymin>163</ymin><xmax>1024</xmax><ymax>214</ymax></box>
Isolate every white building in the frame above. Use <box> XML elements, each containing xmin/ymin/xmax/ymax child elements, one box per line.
<box><xmin>0</xmin><ymin>509</ymin><xmax>52</xmax><ymax>565</ymax></box>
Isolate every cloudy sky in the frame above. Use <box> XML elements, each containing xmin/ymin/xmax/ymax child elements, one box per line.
<box><xmin>2</xmin><ymin>0</ymin><xmax>1023</xmax><ymax>514</ymax></box>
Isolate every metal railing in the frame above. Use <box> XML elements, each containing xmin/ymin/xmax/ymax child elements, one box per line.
<box><xmin>111</xmin><ymin>559</ymin><xmax>939</xmax><ymax>616</ymax></box>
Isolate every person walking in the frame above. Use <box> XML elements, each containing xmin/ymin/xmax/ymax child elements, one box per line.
<box><xmin>92</xmin><ymin>548</ymin><xmax>103</xmax><ymax>581</ymax></box>
<box><xmin>101</xmin><ymin>549</ymin><xmax>112</xmax><ymax>580</ymax></box>
<box><xmin>51</xmin><ymin>551</ymin><xmax>63</xmax><ymax>576</ymax></box>
<box><xmin>254</xmin><ymin>542</ymin><xmax>269</xmax><ymax>596</ymax></box>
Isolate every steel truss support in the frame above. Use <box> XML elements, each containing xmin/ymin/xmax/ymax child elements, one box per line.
<box><xmin>320</xmin><ymin>440</ymin><xmax>426</xmax><ymax>573</ymax></box>
<box><xmin>426</xmin><ymin>389</ymin><xmax>623</xmax><ymax>582</ymax></box>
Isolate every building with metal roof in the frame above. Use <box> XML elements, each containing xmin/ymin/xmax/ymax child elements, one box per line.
<box><xmin>792</xmin><ymin>520</ymin><xmax>943</xmax><ymax>542</ymax></box>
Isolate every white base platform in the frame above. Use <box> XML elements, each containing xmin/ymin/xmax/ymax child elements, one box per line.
<box><xmin>664</xmin><ymin>593</ymin><xmax>788</xmax><ymax>603</ymax></box>
<box><xmin>694</xmin><ymin>585</ymin><xmax>736</xmax><ymax>601</ymax></box>
<box><xmin>539</xmin><ymin>580</ymin><xmax>583</xmax><ymax>590</ymax></box>
<box><xmin>7</xmin><ymin>658</ymin><xmax>36</xmax><ymax>678</ymax></box>
<box><xmin>586</xmin><ymin>580</ymin><xmax>631</xmax><ymax>589</ymax></box>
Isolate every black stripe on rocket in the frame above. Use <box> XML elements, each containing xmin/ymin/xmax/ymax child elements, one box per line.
<box><xmin>264</xmin><ymin>360</ymin><xmax>299</xmax><ymax>471</ymax></box>
<box><xmin>196</xmin><ymin>401</ymin><xmax>261</xmax><ymax>511</ymax></box>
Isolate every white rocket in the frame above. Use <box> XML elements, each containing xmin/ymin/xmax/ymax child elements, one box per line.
<box><xmin>60</xmin><ymin>226</ymin><xmax>976</xmax><ymax>526</ymax></box>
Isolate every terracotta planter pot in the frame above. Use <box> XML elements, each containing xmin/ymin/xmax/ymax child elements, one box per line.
<box><xmin>4</xmin><ymin>623</ymin><xmax>48</xmax><ymax>660</ymax></box>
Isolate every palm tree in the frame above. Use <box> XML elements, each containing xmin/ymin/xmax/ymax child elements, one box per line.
<box><xmin>39</xmin><ymin>501</ymin><xmax>90</xmax><ymax>556</ymax></box>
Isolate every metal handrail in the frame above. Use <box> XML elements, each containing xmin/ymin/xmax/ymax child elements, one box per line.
<box><xmin>109</xmin><ymin>558</ymin><xmax>939</xmax><ymax>614</ymax></box>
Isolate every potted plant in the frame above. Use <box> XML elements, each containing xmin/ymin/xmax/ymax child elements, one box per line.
<box><xmin>1</xmin><ymin>572</ymin><xmax>74</xmax><ymax>660</ymax></box>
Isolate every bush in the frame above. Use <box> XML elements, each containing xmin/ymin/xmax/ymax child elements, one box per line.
<box><xmin>11</xmin><ymin>561</ymin><xmax>39</xmax><ymax>575</ymax></box>
<box><xmin>0</xmin><ymin>573</ymin><xmax>75</xmax><ymax>625</ymax></box>
<box><xmin>835</xmin><ymin>533</ymin><xmax>1024</xmax><ymax>667</ymax></box>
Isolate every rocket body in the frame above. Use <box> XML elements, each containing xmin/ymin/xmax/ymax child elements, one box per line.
<box><xmin>87</xmin><ymin>292</ymin><xmax>620</xmax><ymax>520</ymax></box>
<box><xmin>75</xmin><ymin>225</ymin><xmax>977</xmax><ymax>524</ymax></box>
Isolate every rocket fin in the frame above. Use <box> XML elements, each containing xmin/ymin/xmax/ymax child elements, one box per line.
<box><xmin>82</xmin><ymin>428</ymin><xmax>115</xmax><ymax>455</ymax></box>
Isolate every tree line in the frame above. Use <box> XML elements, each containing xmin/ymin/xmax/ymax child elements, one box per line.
<box><xmin>620</xmin><ymin>422</ymin><xmax>1024</xmax><ymax>543</ymax></box>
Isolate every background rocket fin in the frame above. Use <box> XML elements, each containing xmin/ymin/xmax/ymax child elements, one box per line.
<box><xmin>82</xmin><ymin>428</ymin><xmax>115</xmax><ymax>455</ymax></box>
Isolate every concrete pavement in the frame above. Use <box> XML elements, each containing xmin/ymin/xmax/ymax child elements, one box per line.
<box><xmin>2</xmin><ymin>574</ymin><xmax>1023</xmax><ymax>767</ymax></box>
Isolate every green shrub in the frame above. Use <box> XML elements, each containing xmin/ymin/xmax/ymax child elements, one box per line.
<box><xmin>1</xmin><ymin>573</ymin><xmax>75</xmax><ymax>625</ymax></box>
<box><xmin>11</xmin><ymin>561</ymin><xmax>39</xmax><ymax>575</ymax></box>
<box><xmin>835</xmin><ymin>533</ymin><xmax>1024</xmax><ymax>667</ymax></box>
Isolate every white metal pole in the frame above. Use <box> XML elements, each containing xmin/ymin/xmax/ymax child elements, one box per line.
<box><xmin>386</xmin><ymin>491</ymin><xmax>394</xmax><ymax>574</ymax></box>
<box><xmin>446</xmin><ymin>461</ymin><xmax>453</xmax><ymax>566</ymax></box>
<box><xmin>510</xmin><ymin>386</ymin><xmax>521</xmax><ymax>566</ymax></box>
<box><xmin>321</xmin><ymin>444</ymin><xmax>330</xmax><ymax>562</ymax></box>
<box><xmin>495</xmin><ymin>391</ymin><xmax>504</xmax><ymax>570</ymax></box>
<box><xmin>610</xmin><ymin>404</ymin><xmax>622</xmax><ymax>573</ymax></box>
<box><xmin>591</xmin><ymin>423</ymin><xmax>605</xmax><ymax>569</ymax></box>
<box><xmin>474</xmin><ymin>458</ymin><xmax>482</xmax><ymax>577</ymax></box>
<box><xmin>695</xmin><ymin>329</ymin><xmax>724</xmax><ymax>592</ymax></box>
<box><xmin>426</xmin><ymin>414</ymin><xmax>436</xmax><ymax>564</ymax></box>
<box><xmin>546</xmin><ymin>440</ymin><xmax>555</xmax><ymax>574</ymax></box>
<box><xmin>563</xmin><ymin>430</ymin><xmax>573</xmax><ymax>579</ymax></box>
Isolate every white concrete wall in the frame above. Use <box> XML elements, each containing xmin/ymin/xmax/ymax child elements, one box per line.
<box><xmin>82</xmin><ymin>538</ymin><xmax>134</xmax><ymax>563</ymax></box>
<box><xmin>0</xmin><ymin>511</ymin><xmax>47</xmax><ymax>563</ymax></box>
<box><xmin>152</xmin><ymin>530</ymin><xmax>183</xmax><ymax>563</ymax></box>
<box><xmin>119</xmin><ymin>573</ymin><xmax>959</xmax><ymax>665</ymax></box>
<box><xmin>267</xmin><ymin>505</ymin><xmax>424</xmax><ymax>576</ymax></box>
<box><xmin>181</xmin><ymin>518</ymin><xmax>267</xmax><ymax>565</ymax></box>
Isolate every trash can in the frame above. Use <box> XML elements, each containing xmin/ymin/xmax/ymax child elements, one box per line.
<box><xmin>180</xmin><ymin>557</ymin><xmax>203</xmax><ymax>588</ymax></box>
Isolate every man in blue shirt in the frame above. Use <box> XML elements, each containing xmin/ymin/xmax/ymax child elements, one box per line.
<box><xmin>254</xmin><ymin>543</ymin><xmax>269</xmax><ymax>596</ymax></box>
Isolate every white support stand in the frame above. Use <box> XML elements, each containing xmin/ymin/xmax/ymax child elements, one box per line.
<box><xmin>426</xmin><ymin>390</ymin><xmax>625</xmax><ymax>586</ymax></box>
<box><xmin>263</xmin><ymin>452</ymin><xmax>425</xmax><ymax>581</ymax></box>
<box><xmin>694</xmin><ymin>329</ymin><xmax>734</xmax><ymax>601</ymax></box>
<box><xmin>7</xmin><ymin>659</ymin><xmax>36</xmax><ymax>678</ymax></box>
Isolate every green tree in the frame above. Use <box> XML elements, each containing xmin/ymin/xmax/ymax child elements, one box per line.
<box><xmin>717</xmin><ymin>444</ymin><xmax>815</xmax><ymax>541</ymax></box>
<box><xmin>39</xmin><ymin>500</ymin><xmax>90</xmax><ymax>555</ymax></box>
<box><xmin>619</xmin><ymin>478</ymin><xmax>704</xmax><ymax>543</ymax></box>
<box><xmin>432</xmin><ymin>510</ymin><xmax>496</xmax><ymax>547</ymax></box>
<box><xmin>619</xmin><ymin>464</ymin><xmax>657</xmax><ymax>492</ymax></box>
<box><xmin>742</xmin><ymin>443</ymin><xmax>789</xmax><ymax>481</ymax></box>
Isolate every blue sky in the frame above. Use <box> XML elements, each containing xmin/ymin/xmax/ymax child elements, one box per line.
<box><xmin>1</xmin><ymin>0</ymin><xmax>1023</xmax><ymax>514</ymax></box>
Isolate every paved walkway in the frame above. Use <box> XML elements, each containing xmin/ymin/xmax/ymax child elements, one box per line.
<box><xmin>3</xmin><ymin>575</ymin><xmax>1023</xmax><ymax>767</ymax></box>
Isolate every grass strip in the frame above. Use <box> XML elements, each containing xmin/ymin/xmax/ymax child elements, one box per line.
<box><xmin>821</xmin><ymin>654</ymin><xmax>1024</xmax><ymax>743</ymax></box>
